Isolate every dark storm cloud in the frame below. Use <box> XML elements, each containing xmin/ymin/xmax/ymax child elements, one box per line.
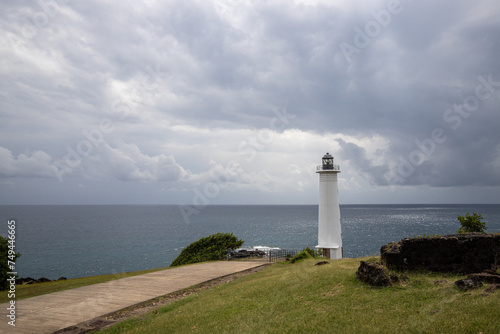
<box><xmin>1</xmin><ymin>0</ymin><xmax>499</xmax><ymax>204</ymax></box>
<box><xmin>335</xmin><ymin>138</ymin><xmax>390</xmax><ymax>186</ymax></box>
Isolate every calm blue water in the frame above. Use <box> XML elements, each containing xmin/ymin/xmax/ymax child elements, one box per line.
<box><xmin>1</xmin><ymin>204</ymin><xmax>499</xmax><ymax>279</ymax></box>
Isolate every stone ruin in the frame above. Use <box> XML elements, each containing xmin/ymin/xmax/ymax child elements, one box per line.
<box><xmin>380</xmin><ymin>233</ymin><xmax>500</xmax><ymax>274</ymax></box>
<box><xmin>356</xmin><ymin>260</ymin><xmax>407</xmax><ymax>287</ymax></box>
<box><xmin>357</xmin><ymin>233</ymin><xmax>500</xmax><ymax>288</ymax></box>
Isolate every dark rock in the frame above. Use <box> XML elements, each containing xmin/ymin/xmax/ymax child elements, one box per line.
<box><xmin>380</xmin><ymin>242</ymin><xmax>404</xmax><ymax>269</ymax></box>
<box><xmin>315</xmin><ymin>261</ymin><xmax>329</xmax><ymax>266</ymax></box>
<box><xmin>356</xmin><ymin>261</ymin><xmax>392</xmax><ymax>287</ymax></box>
<box><xmin>19</xmin><ymin>277</ymin><xmax>36</xmax><ymax>285</ymax></box>
<box><xmin>228</xmin><ymin>249</ymin><xmax>265</xmax><ymax>259</ymax></box>
<box><xmin>36</xmin><ymin>277</ymin><xmax>52</xmax><ymax>283</ymax></box>
<box><xmin>389</xmin><ymin>273</ymin><xmax>400</xmax><ymax>283</ymax></box>
<box><xmin>484</xmin><ymin>284</ymin><xmax>500</xmax><ymax>293</ymax></box>
<box><xmin>390</xmin><ymin>273</ymin><xmax>408</xmax><ymax>283</ymax></box>
<box><xmin>455</xmin><ymin>278</ymin><xmax>483</xmax><ymax>291</ymax></box>
<box><xmin>15</xmin><ymin>276</ymin><xmax>60</xmax><ymax>285</ymax></box>
<box><xmin>381</xmin><ymin>233</ymin><xmax>500</xmax><ymax>274</ymax></box>
<box><xmin>467</xmin><ymin>272</ymin><xmax>500</xmax><ymax>284</ymax></box>
<box><xmin>57</xmin><ymin>277</ymin><xmax>68</xmax><ymax>281</ymax></box>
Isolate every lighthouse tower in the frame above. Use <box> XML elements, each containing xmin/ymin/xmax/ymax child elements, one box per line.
<box><xmin>316</xmin><ymin>153</ymin><xmax>342</xmax><ymax>259</ymax></box>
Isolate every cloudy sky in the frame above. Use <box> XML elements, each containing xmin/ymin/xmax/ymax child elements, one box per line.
<box><xmin>1</xmin><ymin>0</ymin><xmax>499</xmax><ymax>205</ymax></box>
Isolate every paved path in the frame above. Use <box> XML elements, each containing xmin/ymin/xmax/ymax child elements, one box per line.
<box><xmin>0</xmin><ymin>261</ymin><xmax>267</xmax><ymax>334</ymax></box>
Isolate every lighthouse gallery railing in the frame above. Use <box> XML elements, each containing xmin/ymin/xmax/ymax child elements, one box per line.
<box><xmin>316</xmin><ymin>165</ymin><xmax>340</xmax><ymax>171</ymax></box>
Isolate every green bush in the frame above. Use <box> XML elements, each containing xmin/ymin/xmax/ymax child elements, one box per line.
<box><xmin>1</xmin><ymin>235</ymin><xmax>21</xmax><ymax>290</ymax></box>
<box><xmin>457</xmin><ymin>212</ymin><xmax>487</xmax><ymax>233</ymax></box>
<box><xmin>289</xmin><ymin>247</ymin><xmax>320</xmax><ymax>263</ymax></box>
<box><xmin>302</xmin><ymin>246</ymin><xmax>317</xmax><ymax>257</ymax></box>
<box><xmin>170</xmin><ymin>233</ymin><xmax>244</xmax><ymax>267</ymax></box>
<box><xmin>289</xmin><ymin>250</ymin><xmax>311</xmax><ymax>263</ymax></box>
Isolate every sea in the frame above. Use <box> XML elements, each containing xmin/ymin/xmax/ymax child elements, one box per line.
<box><xmin>1</xmin><ymin>204</ymin><xmax>499</xmax><ymax>280</ymax></box>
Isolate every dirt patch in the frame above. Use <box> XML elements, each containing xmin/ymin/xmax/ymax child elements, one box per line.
<box><xmin>53</xmin><ymin>264</ymin><xmax>271</xmax><ymax>334</ymax></box>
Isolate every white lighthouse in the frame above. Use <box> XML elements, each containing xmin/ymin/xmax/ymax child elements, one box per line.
<box><xmin>316</xmin><ymin>153</ymin><xmax>342</xmax><ymax>259</ymax></box>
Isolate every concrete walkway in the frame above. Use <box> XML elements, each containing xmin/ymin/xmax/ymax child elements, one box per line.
<box><xmin>0</xmin><ymin>261</ymin><xmax>267</xmax><ymax>334</ymax></box>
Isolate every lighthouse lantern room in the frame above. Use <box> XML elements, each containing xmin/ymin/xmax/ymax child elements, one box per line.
<box><xmin>316</xmin><ymin>153</ymin><xmax>342</xmax><ymax>259</ymax></box>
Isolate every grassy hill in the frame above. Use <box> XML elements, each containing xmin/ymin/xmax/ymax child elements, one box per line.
<box><xmin>93</xmin><ymin>257</ymin><xmax>500</xmax><ymax>334</ymax></box>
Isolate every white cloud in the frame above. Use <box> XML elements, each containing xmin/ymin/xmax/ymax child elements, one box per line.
<box><xmin>60</xmin><ymin>140</ymin><xmax>188</xmax><ymax>182</ymax></box>
<box><xmin>0</xmin><ymin>146</ymin><xmax>55</xmax><ymax>178</ymax></box>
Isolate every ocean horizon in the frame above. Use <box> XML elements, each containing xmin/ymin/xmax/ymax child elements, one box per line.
<box><xmin>1</xmin><ymin>204</ymin><xmax>499</xmax><ymax>280</ymax></box>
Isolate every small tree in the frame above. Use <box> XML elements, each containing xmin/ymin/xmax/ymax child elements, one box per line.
<box><xmin>457</xmin><ymin>212</ymin><xmax>487</xmax><ymax>234</ymax></box>
<box><xmin>1</xmin><ymin>235</ymin><xmax>21</xmax><ymax>290</ymax></box>
<box><xmin>170</xmin><ymin>233</ymin><xmax>244</xmax><ymax>267</ymax></box>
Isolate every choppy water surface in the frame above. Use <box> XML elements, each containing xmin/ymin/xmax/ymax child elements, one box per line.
<box><xmin>1</xmin><ymin>204</ymin><xmax>499</xmax><ymax>279</ymax></box>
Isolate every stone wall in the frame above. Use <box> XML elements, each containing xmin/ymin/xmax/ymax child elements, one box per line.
<box><xmin>380</xmin><ymin>233</ymin><xmax>500</xmax><ymax>274</ymax></box>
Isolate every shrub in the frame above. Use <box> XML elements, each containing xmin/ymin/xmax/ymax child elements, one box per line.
<box><xmin>1</xmin><ymin>235</ymin><xmax>21</xmax><ymax>290</ymax></box>
<box><xmin>289</xmin><ymin>250</ymin><xmax>311</xmax><ymax>263</ymax></box>
<box><xmin>170</xmin><ymin>233</ymin><xmax>244</xmax><ymax>267</ymax></box>
<box><xmin>289</xmin><ymin>247</ymin><xmax>320</xmax><ymax>263</ymax></box>
<box><xmin>302</xmin><ymin>246</ymin><xmax>318</xmax><ymax>257</ymax></box>
<box><xmin>457</xmin><ymin>212</ymin><xmax>487</xmax><ymax>233</ymax></box>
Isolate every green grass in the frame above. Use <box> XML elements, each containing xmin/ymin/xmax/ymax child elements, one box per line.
<box><xmin>93</xmin><ymin>257</ymin><xmax>500</xmax><ymax>334</ymax></box>
<box><xmin>1</xmin><ymin>267</ymin><xmax>169</xmax><ymax>304</ymax></box>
